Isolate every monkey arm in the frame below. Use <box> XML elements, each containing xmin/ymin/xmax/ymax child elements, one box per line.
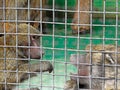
<box><xmin>12</xmin><ymin>87</ymin><xmax>40</xmax><ymax>90</ymax></box>
<box><xmin>29</xmin><ymin>61</ymin><xmax>53</xmax><ymax>73</ymax></box>
<box><xmin>18</xmin><ymin>61</ymin><xmax>53</xmax><ymax>82</ymax></box>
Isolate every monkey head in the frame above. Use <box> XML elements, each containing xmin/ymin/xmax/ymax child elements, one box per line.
<box><xmin>2</xmin><ymin>23</ymin><xmax>44</xmax><ymax>59</ymax></box>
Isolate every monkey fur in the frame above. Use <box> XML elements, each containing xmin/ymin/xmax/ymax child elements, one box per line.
<box><xmin>0</xmin><ymin>0</ymin><xmax>47</xmax><ymax>34</ymax></box>
<box><xmin>0</xmin><ymin>23</ymin><xmax>53</xmax><ymax>90</ymax></box>
<box><xmin>64</xmin><ymin>79</ymin><xmax>77</xmax><ymax>90</ymax></box>
<box><xmin>64</xmin><ymin>44</ymin><xmax>120</xmax><ymax>90</ymax></box>
<box><xmin>71</xmin><ymin>0</ymin><xmax>91</xmax><ymax>34</ymax></box>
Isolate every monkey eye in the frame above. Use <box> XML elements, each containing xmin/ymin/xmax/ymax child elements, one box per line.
<box><xmin>32</xmin><ymin>35</ymin><xmax>40</xmax><ymax>40</ymax></box>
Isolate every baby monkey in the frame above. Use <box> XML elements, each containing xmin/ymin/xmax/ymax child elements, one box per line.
<box><xmin>64</xmin><ymin>45</ymin><xmax>120</xmax><ymax>90</ymax></box>
<box><xmin>64</xmin><ymin>54</ymin><xmax>103</xmax><ymax>90</ymax></box>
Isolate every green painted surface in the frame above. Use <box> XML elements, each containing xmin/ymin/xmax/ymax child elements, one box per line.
<box><xmin>48</xmin><ymin>0</ymin><xmax>120</xmax><ymax>11</ymax></box>
<box><xmin>93</xmin><ymin>0</ymin><xmax>120</xmax><ymax>11</ymax></box>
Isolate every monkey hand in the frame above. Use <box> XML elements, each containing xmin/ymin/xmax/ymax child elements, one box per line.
<box><xmin>19</xmin><ymin>61</ymin><xmax>53</xmax><ymax>82</ymax></box>
<box><xmin>29</xmin><ymin>61</ymin><xmax>53</xmax><ymax>73</ymax></box>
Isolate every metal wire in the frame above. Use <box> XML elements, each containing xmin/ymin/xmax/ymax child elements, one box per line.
<box><xmin>0</xmin><ymin>0</ymin><xmax>119</xmax><ymax>90</ymax></box>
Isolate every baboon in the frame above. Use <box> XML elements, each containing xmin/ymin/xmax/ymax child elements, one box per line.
<box><xmin>64</xmin><ymin>44</ymin><xmax>120</xmax><ymax>90</ymax></box>
<box><xmin>0</xmin><ymin>23</ymin><xmax>53</xmax><ymax>90</ymax></box>
<box><xmin>0</xmin><ymin>0</ymin><xmax>47</xmax><ymax>33</ymax></box>
<box><xmin>71</xmin><ymin>0</ymin><xmax>91</xmax><ymax>34</ymax></box>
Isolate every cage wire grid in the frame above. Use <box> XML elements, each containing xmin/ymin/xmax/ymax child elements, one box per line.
<box><xmin>0</xmin><ymin>0</ymin><xmax>120</xmax><ymax>90</ymax></box>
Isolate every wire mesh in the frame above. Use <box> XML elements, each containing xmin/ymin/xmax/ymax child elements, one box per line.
<box><xmin>0</xmin><ymin>0</ymin><xmax>120</xmax><ymax>90</ymax></box>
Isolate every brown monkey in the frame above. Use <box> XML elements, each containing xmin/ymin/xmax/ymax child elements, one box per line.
<box><xmin>86</xmin><ymin>44</ymin><xmax>120</xmax><ymax>89</ymax></box>
<box><xmin>64</xmin><ymin>54</ymin><xmax>103</xmax><ymax>90</ymax></box>
<box><xmin>71</xmin><ymin>0</ymin><xmax>91</xmax><ymax>34</ymax></box>
<box><xmin>64</xmin><ymin>44</ymin><xmax>120</xmax><ymax>90</ymax></box>
<box><xmin>0</xmin><ymin>23</ymin><xmax>53</xmax><ymax>90</ymax></box>
<box><xmin>1</xmin><ymin>0</ymin><xmax>47</xmax><ymax>33</ymax></box>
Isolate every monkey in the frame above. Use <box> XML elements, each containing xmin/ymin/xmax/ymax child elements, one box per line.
<box><xmin>0</xmin><ymin>23</ymin><xmax>53</xmax><ymax>90</ymax></box>
<box><xmin>0</xmin><ymin>0</ymin><xmax>47</xmax><ymax>34</ymax></box>
<box><xmin>85</xmin><ymin>44</ymin><xmax>120</xmax><ymax>89</ymax></box>
<box><xmin>64</xmin><ymin>44</ymin><xmax>120</xmax><ymax>90</ymax></box>
<box><xmin>71</xmin><ymin>0</ymin><xmax>91</xmax><ymax>34</ymax></box>
<box><xmin>64</xmin><ymin>54</ymin><xmax>103</xmax><ymax>90</ymax></box>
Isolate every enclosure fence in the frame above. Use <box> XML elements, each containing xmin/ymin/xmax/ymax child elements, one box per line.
<box><xmin>0</xmin><ymin>0</ymin><xmax>120</xmax><ymax>90</ymax></box>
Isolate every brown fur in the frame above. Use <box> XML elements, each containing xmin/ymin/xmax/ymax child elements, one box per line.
<box><xmin>0</xmin><ymin>0</ymin><xmax>47</xmax><ymax>33</ymax></box>
<box><xmin>86</xmin><ymin>44</ymin><xmax>120</xmax><ymax>89</ymax></box>
<box><xmin>71</xmin><ymin>0</ymin><xmax>90</xmax><ymax>34</ymax></box>
<box><xmin>64</xmin><ymin>79</ymin><xmax>77</xmax><ymax>90</ymax></box>
<box><xmin>0</xmin><ymin>23</ymin><xmax>53</xmax><ymax>90</ymax></box>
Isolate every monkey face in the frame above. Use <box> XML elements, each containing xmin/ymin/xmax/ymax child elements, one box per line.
<box><xmin>2</xmin><ymin>23</ymin><xmax>44</xmax><ymax>59</ymax></box>
<box><xmin>24</xmin><ymin>35</ymin><xmax>44</xmax><ymax>59</ymax></box>
<box><xmin>17</xmin><ymin>24</ymin><xmax>44</xmax><ymax>59</ymax></box>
